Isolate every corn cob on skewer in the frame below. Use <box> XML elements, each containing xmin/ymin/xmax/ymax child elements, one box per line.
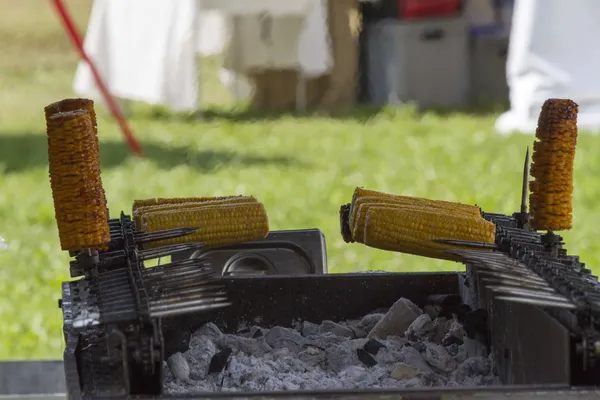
<box><xmin>45</xmin><ymin>106</ymin><xmax>110</xmax><ymax>251</ymax></box>
<box><xmin>133</xmin><ymin>195</ymin><xmax>245</xmax><ymax>213</ymax></box>
<box><xmin>45</xmin><ymin>98</ymin><xmax>98</xmax><ymax>130</ymax></box>
<box><xmin>133</xmin><ymin>196</ymin><xmax>257</xmax><ymax>228</ymax></box>
<box><xmin>44</xmin><ymin>98</ymin><xmax>107</xmax><ymax>218</ymax></box>
<box><xmin>363</xmin><ymin>206</ymin><xmax>496</xmax><ymax>261</ymax></box>
<box><xmin>349</xmin><ymin>187</ymin><xmax>480</xmax><ymax>230</ymax></box>
<box><xmin>140</xmin><ymin>202</ymin><xmax>269</xmax><ymax>249</ymax></box>
<box><xmin>529</xmin><ymin>98</ymin><xmax>578</xmax><ymax>231</ymax></box>
<box><xmin>351</xmin><ymin>197</ymin><xmax>482</xmax><ymax>243</ymax></box>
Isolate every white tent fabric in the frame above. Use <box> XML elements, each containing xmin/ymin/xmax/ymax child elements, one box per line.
<box><xmin>201</xmin><ymin>0</ymin><xmax>314</xmax><ymax>16</ymax></box>
<box><xmin>496</xmin><ymin>0</ymin><xmax>600</xmax><ymax>135</ymax></box>
<box><xmin>73</xmin><ymin>0</ymin><xmax>199</xmax><ymax>111</ymax></box>
<box><xmin>73</xmin><ymin>0</ymin><xmax>332</xmax><ymax>112</ymax></box>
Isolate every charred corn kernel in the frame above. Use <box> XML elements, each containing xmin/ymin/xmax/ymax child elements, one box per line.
<box><xmin>363</xmin><ymin>206</ymin><xmax>496</xmax><ymax>262</ymax></box>
<box><xmin>352</xmin><ymin>201</ymin><xmax>480</xmax><ymax>244</ymax></box>
<box><xmin>45</xmin><ymin>98</ymin><xmax>97</xmax><ymax>129</ymax></box>
<box><xmin>529</xmin><ymin>98</ymin><xmax>578</xmax><ymax>231</ymax></box>
<box><xmin>133</xmin><ymin>196</ymin><xmax>257</xmax><ymax>228</ymax></box>
<box><xmin>339</xmin><ymin>203</ymin><xmax>353</xmax><ymax>243</ymax></box>
<box><xmin>132</xmin><ymin>195</ymin><xmax>245</xmax><ymax>213</ymax></box>
<box><xmin>141</xmin><ymin>202</ymin><xmax>269</xmax><ymax>248</ymax></box>
<box><xmin>45</xmin><ymin>106</ymin><xmax>110</xmax><ymax>252</ymax></box>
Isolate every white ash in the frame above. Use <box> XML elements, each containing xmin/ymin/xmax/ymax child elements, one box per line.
<box><xmin>164</xmin><ymin>297</ymin><xmax>501</xmax><ymax>393</ymax></box>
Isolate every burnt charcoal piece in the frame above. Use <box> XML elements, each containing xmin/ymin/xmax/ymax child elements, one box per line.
<box><xmin>208</xmin><ymin>347</ymin><xmax>233</xmax><ymax>374</ymax></box>
<box><xmin>464</xmin><ymin>309</ymin><xmax>488</xmax><ymax>340</ymax></box>
<box><xmin>163</xmin><ymin>329</ymin><xmax>192</xmax><ymax>359</ymax></box>
<box><xmin>455</xmin><ymin>304</ymin><xmax>473</xmax><ymax>323</ymax></box>
<box><xmin>356</xmin><ymin>348</ymin><xmax>377</xmax><ymax>367</ymax></box>
<box><xmin>425</xmin><ymin>294</ymin><xmax>471</xmax><ymax>321</ymax></box>
<box><xmin>442</xmin><ymin>335</ymin><xmax>464</xmax><ymax>347</ymax></box>
<box><xmin>404</xmin><ymin>341</ymin><xmax>425</xmax><ymax>353</ymax></box>
<box><xmin>252</xmin><ymin>329</ymin><xmax>264</xmax><ymax>338</ymax></box>
<box><xmin>447</xmin><ymin>343</ymin><xmax>460</xmax><ymax>356</ymax></box>
<box><xmin>363</xmin><ymin>338</ymin><xmax>386</xmax><ymax>355</ymax></box>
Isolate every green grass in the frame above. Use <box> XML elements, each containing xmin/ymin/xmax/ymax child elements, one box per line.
<box><xmin>1</xmin><ymin>0</ymin><xmax>600</xmax><ymax>361</ymax></box>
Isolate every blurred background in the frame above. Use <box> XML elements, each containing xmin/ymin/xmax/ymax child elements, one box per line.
<box><xmin>1</xmin><ymin>0</ymin><xmax>599</xmax><ymax>361</ymax></box>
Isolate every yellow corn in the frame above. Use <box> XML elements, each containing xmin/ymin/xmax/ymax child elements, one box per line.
<box><xmin>363</xmin><ymin>206</ymin><xmax>496</xmax><ymax>261</ymax></box>
<box><xmin>349</xmin><ymin>188</ymin><xmax>480</xmax><ymax>240</ymax></box>
<box><xmin>529</xmin><ymin>98</ymin><xmax>578</xmax><ymax>231</ymax></box>
<box><xmin>133</xmin><ymin>196</ymin><xmax>257</xmax><ymax>228</ymax></box>
<box><xmin>132</xmin><ymin>195</ymin><xmax>244</xmax><ymax>213</ymax></box>
<box><xmin>350</xmin><ymin>197</ymin><xmax>481</xmax><ymax>243</ymax></box>
<box><xmin>45</xmin><ymin>107</ymin><xmax>110</xmax><ymax>252</ymax></box>
<box><xmin>349</xmin><ymin>187</ymin><xmax>480</xmax><ymax>229</ymax></box>
<box><xmin>140</xmin><ymin>201</ymin><xmax>269</xmax><ymax>248</ymax></box>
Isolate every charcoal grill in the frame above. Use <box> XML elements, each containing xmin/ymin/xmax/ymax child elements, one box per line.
<box><xmin>6</xmin><ymin>270</ymin><xmax>600</xmax><ymax>399</ymax></box>
<box><xmin>26</xmin><ymin>96</ymin><xmax>600</xmax><ymax>399</ymax></box>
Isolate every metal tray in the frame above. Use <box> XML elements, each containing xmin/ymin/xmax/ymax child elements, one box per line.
<box><xmin>171</xmin><ymin>229</ymin><xmax>327</xmax><ymax>276</ymax></box>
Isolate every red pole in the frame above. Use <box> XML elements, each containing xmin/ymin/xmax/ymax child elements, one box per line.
<box><xmin>50</xmin><ymin>0</ymin><xmax>143</xmax><ymax>156</ymax></box>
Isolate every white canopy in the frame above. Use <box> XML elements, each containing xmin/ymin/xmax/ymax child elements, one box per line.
<box><xmin>73</xmin><ymin>0</ymin><xmax>332</xmax><ymax>111</ymax></box>
<box><xmin>496</xmin><ymin>0</ymin><xmax>600</xmax><ymax>135</ymax></box>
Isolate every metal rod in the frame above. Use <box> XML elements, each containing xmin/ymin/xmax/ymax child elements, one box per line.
<box><xmin>150</xmin><ymin>274</ymin><xmax>219</xmax><ymax>291</ymax></box>
<box><xmin>143</xmin><ymin>262</ymin><xmax>211</xmax><ymax>277</ymax></box>
<box><xmin>494</xmin><ymin>296</ymin><xmax>577</xmax><ymax>309</ymax></box>
<box><xmin>469</xmin><ymin>257</ymin><xmax>536</xmax><ymax>272</ymax></box>
<box><xmin>452</xmin><ymin>251</ymin><xmax>534</xmax><ymax>270</ymax></box>
<box><xmin>145</xmin><ymin>267</ymin><xmax>214</xmax><ymax>283</ymax></box>
<box><xmin>139</xmin><ymin>242</ymin><xmax>205</xmax><ymax>261</ymax></box>
<box><xmin>487</xmin><ymin>285</ymin><xmax>573</xmax><ymax>302</ymax></box>
<box><xmin>521</xmin><ymin>145</ymin><xmax>530</xmax><ymax>214</ymax></box>
<box><xmin>481</xmin><ymin>277</ymin><xmax>555</xmax><ymax>292</ymax></box>
<box><xmin>500</xmin><ymin>227</ymin><xmax>541</xmax><ymax>237</ymax></box>
<box><xmin>433</xmin><ymin>239</ymin><xmax>499</xmax><ymax>250</ymax></box>
<box><xmin>476</xmin><ymin>269</ymin><xmax>548</xmax><ymax>284</ymax></box>
<box><xmin>98</xmin><ymin>250</ymin><xmax>126</xmax><ymax>259</ymax></box>
<box><xmin>150</xmin><ymin>284</ymin><xmax>224</xmax><ymax>299</ymax></box>
<box><xmin>143</xmin><ymin>259</ymin><xmax>208</xmax><ymax>274</ymax></box>
<box><xmin>150</xmin><ymin>295</ymin><xmax>229</xmax><ymax>311</ymax></box>
<box><xmin>150</xmin><ymin>289</ymin><xmax>227</xmax><ymax>304</ymax></box>
<box><xmin>150</xmin><ymin>291</ymin><xmax>226</xmax><ymax>307</ymax></box>
<box><xmin>468</xmin><ymin>260</ymin><xmax>548</xmax><ymax>280</ymax></box>
<box><xmin>135</xmin><ymin>227</ymin><xmax>200</xmax><ymax>244</ymax></box>
<box><xmin>150</xmin><ymin>301</ymin><xmax>232</xmax><ymax>318</ymax></box>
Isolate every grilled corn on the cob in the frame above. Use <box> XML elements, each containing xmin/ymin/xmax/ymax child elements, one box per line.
<box><xmin>140</xmin><ymin>201</ymin><xmax>269</xmax><ymax>249</ymax></box>
<box><xmin>132</xmin><ymin>195</ymin><xmax>245</xmax><ymax>213</ymax></box>
<box><xmin>529</xmin><ymin>98</ymin><xmax>579</xmax><ymax>231</ymax></box>
<box><xmin>133</xmin><ymin>196</ymin><xmax>257</xmax><ymax>228</ymax></box>
<box><xmin>363</xmin><ymin>206</ymin><xmax>496</xmax><ymax>261</ymax></box>
<box><xmin>351</xmin><ymin>196</ymin><xmax>481</xmax><ymax>243</ymax></box>
<box><xmin>349</xmin><ymin>187</ymin><xmax>480</xmax><ymax>230</ymax></box>
<box><xmin>45</xmin><ymin>104</ymin><xmax>110</xmax><ymax>252</ymax></box>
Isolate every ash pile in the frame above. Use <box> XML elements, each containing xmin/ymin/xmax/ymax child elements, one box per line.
<box><xmin>164</xmin><ymin>296</ymin><xmax>499</xmax><ymax>393</ymax></box>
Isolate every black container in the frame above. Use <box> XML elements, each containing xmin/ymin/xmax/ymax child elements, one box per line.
<box><xmin>360</xmin><ymin>0</ymin><xmax>400</xmax><ymax>24</ymax></box>
<box><xmin>164</xmin><ymin>272</ymin><xmax>459</xmax><ymax>335</ymax></box>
